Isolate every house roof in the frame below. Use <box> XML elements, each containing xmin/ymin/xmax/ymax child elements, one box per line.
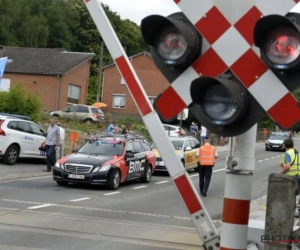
<box><xmin>103</xmin><ymin>51</ymin><xmax>152</xmax><ymax>70</ymax></box>
<box><xmin>0</xmin><ymin>46</ymin><xmax>95</xmax><ymax>76</ymax></box>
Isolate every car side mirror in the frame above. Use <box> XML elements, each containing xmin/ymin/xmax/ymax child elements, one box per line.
<box><xmin>126</xmin><ymin>151</ymin><xmax>134</xmax><ymax>158</ymax></box>
<box><xmin>72</xmin><ymin>149</ymin><xmax>78</xmax><ymax>153</ymax></box>
<box><xmin>185</xmin><ymin>147</ymin><xmax>192</xmax><ymax>151</ymax></box>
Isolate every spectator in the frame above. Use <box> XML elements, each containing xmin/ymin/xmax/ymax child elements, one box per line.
<box><xmin>41</xmin><ymin>118</ymin><xmax>60</xmax><ymax>172</ymax></box>
<box><xmin>56</xmin><ymin>122</ymin><xmax>65</xmax><ymax>159</ymax></box>
<box><xmin>107</xmin><ymin>121</ymin><xmax>119</xmax><ymax>134</ymax></box>
<box><xmin>189</xmin><ymin>122</ymin><xmax>196</xmax><ymax>133</ymax></box>
<box><xmin>200</xmin><ymin>125</ymin><xmax>207</xmax><ymax>145</ymax></box>
<box><xmin>122</xmin><ymin>124</ymin><xmax>135</xmax><ymax>135</ymax></box>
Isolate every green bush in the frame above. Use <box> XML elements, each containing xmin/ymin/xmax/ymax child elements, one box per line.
<box><xmin>0</xmin><ymin>83</ymin><xmax>42</xmax><ymax>122</ymax></box>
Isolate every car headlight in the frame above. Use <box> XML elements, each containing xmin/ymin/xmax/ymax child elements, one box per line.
<box><xmin>55</xmin><ymin>161</ymin><xmax>64</xmax><ymax>169</ymax></box>
<box><xmin>93</xmin><ymin>165</ymin><xmax>111</xmax><ymax>172</ymax></box>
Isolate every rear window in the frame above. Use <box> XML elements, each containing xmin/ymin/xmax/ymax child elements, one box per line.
<box><xmin>91</xmin><ymin>108</ymin><xmax>103</xmax><ymax>114</ymax></box>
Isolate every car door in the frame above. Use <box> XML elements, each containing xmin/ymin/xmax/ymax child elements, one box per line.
<box><xmin>183</xmin><ymin>140</ymin><xmax>193</xmax><ymax>169</ymax></box>
<box><xmin>29</xmin><ymin>122</ymin><xmax>47</xmax><ymax>157</ymax></box>
<box><xmin>125</xmin><ymin>142</ymin><xmax>136</xmax><ymax>180</ymax></box>
<box><xmin>189</xmin><ymin>139</ymin><xmax>200</xmax><ymax>168</ymax></box>
<box><xmin>63</xmin><ymin>106</ymin><xmax>77</xmax><ymax>120</ymax></box>
<box><xmin>17</xmin><ymin>121</ymin><xmax>35</xmax><ymax>155</ymax></box>
<box><xmin>75</xmin><ymin>106</ymin><xmax>89</xmax><ymax>121</ymax></box>
<box><xmin>131</xmin><ymin>141</ymin><xmax>146</xmax><ymax>178</ymax></box>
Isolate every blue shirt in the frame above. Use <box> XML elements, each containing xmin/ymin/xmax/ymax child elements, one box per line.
<box><xmin>107</xmin><ymin>124</ymin><xmax>115</xmax><ymax>134</ymax></box>
<box><xmin>190</xmin><ymin>125</ymin><xmax>196</xmax><ymax>133</ymax></box>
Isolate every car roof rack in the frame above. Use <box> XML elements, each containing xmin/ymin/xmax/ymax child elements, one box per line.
<box><xmin>85</xmin><ymin>133</ymin><xmax>146</xmax><ymax>142</ymax></box>
<box><xmin>0</xmin><ymin>113</ymin><xmax>31</xmax><ymax>121</ymax></box>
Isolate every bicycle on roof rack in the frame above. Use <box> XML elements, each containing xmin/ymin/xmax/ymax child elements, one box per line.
<box><xmin>85</xmin><ymin>132</ymin><xmax>145</xmax><ymax>142</ymax></box>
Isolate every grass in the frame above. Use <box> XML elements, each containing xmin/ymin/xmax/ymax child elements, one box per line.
<box><xmin>38</xmin><ymin>111</ymin><xmax>152</xmax><ymax>155</ymax></box>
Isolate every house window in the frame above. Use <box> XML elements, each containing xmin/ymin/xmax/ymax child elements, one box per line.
<box><xmin>148</xmin><ymin>96</ymin><xmax>156</xmax><ymax>105</ymax></box>
<box><xmin>113</xmin><ymin>94</ymin><xmax>126</xmax><ymax>109</ymax></box>
<box><xmin>121</xmin><ymin>77</ymin><xmax>126</xmax><ymax>85</ymax></box>
<box><xmin>68</xmin><ymin>84</ymin><xmax>80</xmax><ymax>104</ymax></box>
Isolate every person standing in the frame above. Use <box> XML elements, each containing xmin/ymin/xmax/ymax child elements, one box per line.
<box><xmin>56</xmin><ymin>122</ymin><xmax>65</xmax><ymax>160</ymax></box>
<box><xmin>41</xmin><ymin>118</ymin><xmax>60</xmax><ymax>172</ymax></box>
<box><xmin>189</xmin><ymin>122</ymin><xmax>196</xmax><ymax>133</ymax></box>
<box><xmin>196</xmin><ymin>137</ymin><xmax>218</xmax><ymax>197</ymax></box>
<box><xmin>280</xmin><ymin>139</ymin><xmax>300</xmax><ymax>184</ymax></box>
<box><xmin>200</xmin><ymin>125</ymin><xmax>207</xmax><ymax>145</ymax></box>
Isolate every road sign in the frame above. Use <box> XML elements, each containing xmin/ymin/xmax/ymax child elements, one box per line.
<box><xmin>177</xmin><ymin>108</ymin><xmax>188</xmax><ymax>120</ymax></box>
<box><xmin>82</xmin><ymin>1</ymin><xmax>220</xmax><ymax>249</ymax></box>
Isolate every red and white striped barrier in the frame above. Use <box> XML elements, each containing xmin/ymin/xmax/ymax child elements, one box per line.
<box><xmin>82</xmin><ymin>0</ymin><xmax>220</xmax><ymax>248</ymax></box>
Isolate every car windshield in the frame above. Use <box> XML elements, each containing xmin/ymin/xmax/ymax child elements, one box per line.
<box><xmin>269</xmin><ymin>133</ymin><xmax>289</xmax><ymax>140</ymax></box>
<box><xmin>77</xmin><ymin>140</ymin><xmax>124</xmax><ymax>156</ymax></box>
<box><xmin>151</xmin><ymin>140</ymin><xmax>184</xmax><ymax>150</ymax></box>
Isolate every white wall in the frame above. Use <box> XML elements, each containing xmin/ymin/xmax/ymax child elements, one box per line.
<box><xmin>0</xmin><ymin>78</ymin><xmax>11</xmax><ymax>92</ymax></box>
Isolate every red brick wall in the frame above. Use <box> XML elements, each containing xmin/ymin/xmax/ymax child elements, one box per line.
<box><xmin>101</xmin><ymin>54</ymin><xmax>170</xmax><ymax>115</ymax></box>
<box><xmin>59</xmin><ymin>61</ymin><xmax>91</xmax><ymax>110</ymax></box>
<box><xmin>3</xmin><ymin>60</ymin><xmax>91</xmax><ymax>111</ymax></box>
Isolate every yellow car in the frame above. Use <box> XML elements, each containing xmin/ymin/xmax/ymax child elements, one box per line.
<box><xmin>150</xmin><ymin>136</ymin><xmax>201</xmax><ymax>172</ymax></box>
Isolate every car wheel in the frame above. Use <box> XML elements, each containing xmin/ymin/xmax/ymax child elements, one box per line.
<box><xmin>140</xmin><ymin>164</ymin><xmax>152</xmax><ymax>183</ymax></box>
<box><xmin>2</xmin><ymin>145</ymin><xmax>19</xmax><ymax>165</ymax></box>
<box><xmin>52</xmin><ymin>114</ymin><xmax>60</xmax><ymax>118</ymax></box>
<box><xmin>84</xmin><ymin>118</ymin><xmax>93</xmax><ymax>124</ymax></box>
<box><xmin>107</xmin><ymin>169</ymin><xmax>120</xmax><ymax>190</ymax></box>
<box><xmin>56</xmin><ymin>181</ymin><xmax>69</xmax><ymax>186</ymax></box>
<box><xmin>265</xmin><ymin>147</ymin><xmax>269</xmax><ymax>151</ymax></box>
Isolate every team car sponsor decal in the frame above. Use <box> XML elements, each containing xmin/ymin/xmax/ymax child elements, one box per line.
<box><xmin>128</xmin><ymin>159</ymin><xmax>145</xmax><ymax>174</ymax></box>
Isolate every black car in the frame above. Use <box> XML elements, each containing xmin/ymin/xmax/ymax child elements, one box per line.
<box><xmin>265</xmin><ymin>132</ymin><xmax>290</xmax><ymax>151</ymax></box>
<box><xmin>53</xmin><ymin>134</ymin><xmax>156</xmax><ymax>190</ymax></box>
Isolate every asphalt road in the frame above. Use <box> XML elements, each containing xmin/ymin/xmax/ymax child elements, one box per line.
<box><xmin>0</xmin><ymin>141</ymin><xmax>299</xmax><ymax>249</ymax></box>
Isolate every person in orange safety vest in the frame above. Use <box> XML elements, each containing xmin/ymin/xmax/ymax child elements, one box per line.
<box><xmin>196</xmin><ymin>137</ymin><xmax>218</xmax><ymax>197</ymax></box>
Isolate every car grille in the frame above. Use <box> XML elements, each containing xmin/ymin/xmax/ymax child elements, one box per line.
<box><xmin>156</xmin><ymin>157</ymin><xmax>162</xmax><ymax>162</ymax></box>
<box><xmin>65</xmin><ymin>164</ymin><xmax>93</xmax><ymax>174</ymax></box>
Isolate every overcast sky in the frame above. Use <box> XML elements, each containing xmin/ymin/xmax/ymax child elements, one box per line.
<box><xmin>100</xmin><ymin>0</ymin><xmax>181</xmax><ymax>25</ymax></box>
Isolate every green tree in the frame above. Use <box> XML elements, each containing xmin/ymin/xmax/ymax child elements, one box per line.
<box><xmin>0</xmin><ymin>83</ymin><xmax>42</xmax><ymax>121</ymax></box>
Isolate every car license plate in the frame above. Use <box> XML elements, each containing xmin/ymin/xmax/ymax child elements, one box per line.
<box><xmin>272</xmin><ymin>145</ymin><xmax>279</xmax><ymax>147</ymax></box>
<box><xmin>68</xmin><ymin>174</ymin><xmax>85</xmax><ymax>179</ymax></box>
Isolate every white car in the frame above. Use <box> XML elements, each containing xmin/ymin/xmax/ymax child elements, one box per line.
<box><xmin>163</xmin><ymin>124</ymin><xmax>186</xmax><ymax>137</ymax></box>
<box><xmin>0</xmin><ymin>114</ymin><xmax>47</xmax><ymax>165</ymax></box>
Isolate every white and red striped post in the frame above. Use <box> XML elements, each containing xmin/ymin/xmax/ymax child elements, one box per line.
<box><xmin>220</xmin><ymin>124</ymin><xmax>257</xmax><ymax>250</ymax></box>
<box><xmin>82</xmin><ymin>0</ymin><xmax>220</xmax><ymax>249</ymax></box>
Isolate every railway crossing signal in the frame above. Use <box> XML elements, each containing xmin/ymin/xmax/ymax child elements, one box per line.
<box><xmin>142</xmin><ymin>0</ymin><xmax>300</xmax><ymax>137</ymax></box>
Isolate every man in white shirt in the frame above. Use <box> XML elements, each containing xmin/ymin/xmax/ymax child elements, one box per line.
<box><xmin>200</xmin><ymin>125</ymin><xmax>207</xmax><ymax>145</ymax></box>
<box><xmin>56</xmin><ymin>122</ymin><xmax>65</xmax><ymax>160</ymax></box>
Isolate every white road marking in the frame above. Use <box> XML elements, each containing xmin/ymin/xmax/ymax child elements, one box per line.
<box><xmin>69</xmin><ymin>197</ymin><xmax>90</xmax><ymax>202</ymax></box>
<box><xmin>258</xmin><ymin>160</ymin><xmax>264</xmax><ymax>163</ymax></box>
<box><xmin>213</xmin><ymin>168</ymin><xmax>226</xmax><ymax>173</ymax></box>
<box><xmin>190</xmin><ymin>168</ymin><xmax>226</xmax><ymax>178</ymax></box>
<box><xmin>27</xmin><ymin>204</ymin><xmax>54</xmax><ymax>210</ymax></box>
<box><xmin>132</xmin><ymin>186</ymin><xmax>147</xmax><ymax>190</ymax></box>
<box><xmin>271</xmin><ymin>157</ymin><xmax>276</xmax><ymax>159</ymax></box>
<box><xmin>103</xmin><ymin>192</ymin><xmax>121</xmax><ymax>196</ymax></box>
<box><xmin>156</xmin><ymin>181</ymin><xmax>169</xmax><ymax>184</ymax></box>
<box><xmin>264</xmin><ymin>158</ymin><xmax>269</xmax><ymax>161</ymax></box>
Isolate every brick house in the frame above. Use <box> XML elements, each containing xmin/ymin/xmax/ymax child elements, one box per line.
<box><xmin>0</xmin><ymin>46</ymin><xmax>94</xmax><ymax>111</ymax></box>
<box><xmin>101</xmin><ymin>52</ymin><xmax>170</xmax><ymax>117</ymax></box>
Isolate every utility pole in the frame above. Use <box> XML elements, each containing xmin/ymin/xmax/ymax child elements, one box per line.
<box><xmin>97</xmin><ymin>42</ymin><xmax>104</xmax><ymax>102</ymax></box>
<box><xmin>220</xmin><ymin>124</ymin><xmax>257</xmax><ymax>249</ymax></box>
